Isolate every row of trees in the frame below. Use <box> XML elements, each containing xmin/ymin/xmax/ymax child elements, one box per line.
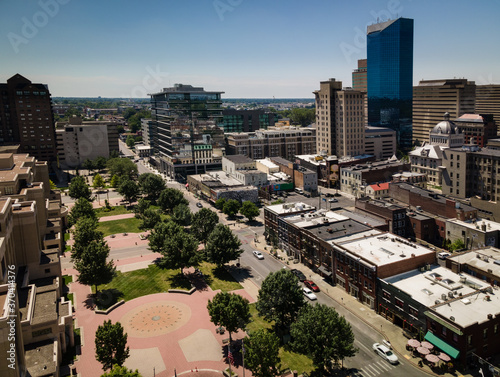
<box><xmin>207</xmin><ymin>269</ymin><xmax>358</xmax><ymax>376</ymax></box>
<box><xmin>215</xmin><ymin>198</ymin><xmax>260</xmax><ymax>221</ymax></box>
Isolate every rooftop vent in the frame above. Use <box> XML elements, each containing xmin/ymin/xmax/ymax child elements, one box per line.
<box><xmin>461</xmin><ymin>298</ymin><xmax>471</xmax><ymax>305</ymax></box>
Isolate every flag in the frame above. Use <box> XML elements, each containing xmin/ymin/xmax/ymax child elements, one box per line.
<box><xmin>228</xmin><ymin>346</ymin><xmax>235</xmax><ymax>366</ymax></box>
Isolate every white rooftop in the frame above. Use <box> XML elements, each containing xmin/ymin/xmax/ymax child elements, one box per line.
<box><xmin>447</xmin><ymin>218</ymin><xmax>500</xmax><ymax>232</ymax></box>
<box><xmin>338</xmin><ymin>233</ymin><xmax>435</xmax><ymax>267</ymax></box>
<box><xmin>328</xmin><ymin>229</ymin><xmax>383</xmax><ymax>244</ymax></box>
<box><xmin>256</xmin><ymin>159</ymin><xmax>279</xmax><ymax>169</ymax></box>
<box><xmin>271</xmin><ymin>172</ymin><xmax>290</xmax><ymax>181</ymax></box>
<box><xmin>284</xmin><ymin>210</ymin><xmax>349</xmax><ymax>228</ymax></box>
<box><xmin>448</xmin><ymin>248</ymin><xmax>500</xmax><ymax>278</ymax></box>
<box><xmin>295</xmin><ymin>154</ymin><xmax>326</xmax><ymax>166</ymax></box>
<box><xmin>266</xmin><ymin>202</ymin><xmax>315</xmax><ymax>215</ymax></box>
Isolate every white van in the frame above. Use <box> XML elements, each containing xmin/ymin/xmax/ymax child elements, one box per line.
<box><xmin>294</xmin><ymin>188</ymin><xmax>304</xmax><ymax>194</ymax></box>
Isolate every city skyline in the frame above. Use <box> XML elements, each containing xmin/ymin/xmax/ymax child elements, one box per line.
<box><xmin>1</xmin><ymin>0</ymin><xmax>499</xmax><ymax>98</ymax></box>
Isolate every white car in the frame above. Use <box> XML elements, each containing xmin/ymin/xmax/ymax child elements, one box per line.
<box><xmin>372</xmin><ymin>343</ymin><xmax>398</xmax><ymax>364</ymax></box>
<box><xmin>253</xmin><ymin>250</ymin><xmax>264</xmax><ymax>260</ymax></box>
<box><xmin>438</xmin><ymin>252</ymin><xmax>451</xmax><ymax>260</ymax></box>
<box><xmin>303</xmin><ymin>287</ymin><xmax>317</xmax><ymax>301</ymax></box>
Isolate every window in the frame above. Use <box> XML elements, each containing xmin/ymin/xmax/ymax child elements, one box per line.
<box><xmin>382</xmin><ymin>290</ymin><xmax>391</xmax><ymax>300</ymax></box>
<box><xmin>484</xmin><ymin>328</ymin><xmax>488</xmax><ymax>339</ymax></box>
<box><xmin>395</xmin><ymin>297</ymin><xmax>404</xmax><ymax>309</ymax></box>
<box><xmin>442</xmin><ymin>326</ymin><xmax>447</xmax><ymax>336</ymax></box>
<box><xmin>409</xmin><ymin>306</ymin><xmax>418</xmax><ymax>317</ymax></box>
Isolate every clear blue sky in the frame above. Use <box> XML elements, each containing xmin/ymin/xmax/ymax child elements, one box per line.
<box><xmin>1</xmin><ymin>0</ymin><xmax>499</xmax><ymax>98</ymax></box>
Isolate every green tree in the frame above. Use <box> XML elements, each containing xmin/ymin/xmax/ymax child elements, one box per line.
<box><xmin>95</xmin><ymin>320</ymin><xmax>130</xmax><ymax>371</ymax></box>
<box><xmin>128</xmin><ymin>111</ymin><xmax>151</xmax><ymax>133</ymax></box>
<box><xmin>94</xmin><ymin>156</ymin><xmax>107</xmax><ymax>172</ymax></box>
<box><xmin>101</xmin><ymin>365</ymin><xmax>142</xmax><ymax>377</ymax></box>
<box><xmin>71</xmin><ymin>217</ymin><xmax>103</xmax><ymax>261</ymax></box>
<box><xmin>256</xmin><ymin>269</ymin><xmax>305</xmax><ymax>332</ymax></box>
<box><xmin>134</xmin><ymin>198</ymin><xmax>151</xmax><ymax>219</ymax></box>
<box><xmin>149</xmin><ymin>221</ymin><xmax>200</xmax><ymax>274</ymax></box>
<box><xmin>244</xmin><ymin>330</ymin><xmax>281</xmax><ymax>377</ymax></box>
<box><xmin>109</xmin><ymin>150</ymin><xmax>120</xmax><ymax>159</ymax></box>
<box><xmin>118</xmin><ymin>179</ymin><xmax>139</xmax><ymax>206</ymax></box>
<box><xmin>289</xmin><ymin>108</ymin><xmax>315</xmax><ymax>127</ymax></box>
<box><xmin>74</xmin><ymin>240</ymin><xmax>116</xmax><ymax>295</ymax></box>
<box><xmin>68</xmin><ymin>197</ymin><xmax>97</xmax><ymax>228</ymax></box>
<box><xmin>83</xmin><ymin>158</ymin><xmax>95</xmax><ymax>174</ymax></box>
<box><xmin>138</xmin><ymin>173</ymin><xmax>165</xmax><ymax>202</ymax></box>
<box><xmin>141</xmin><ymin>208</ymin><xmax>161</xmax><ymax>230</ymax></box>
<box><xmin>110</xmin><ymin>174</ymin><xmax>120</xmax><ymax>188</ymax></box>
<box><xmin>450</xmin><ymin>238</ymin><xmax>465</xmax><ymax>251</ymax></box>
<box><xmin>239</xmin><ymin>201</ymin><xmax>260</xmax><ymax>221</ymax></box>
<box><xmin>290</xmin><ymin>304</ymin><xmax>357</xmax><ymax>370</ymax></box>
<box><xmin>191</xmin><ymin>208</ymin><xmax>219</xmax><ymax>244</ymax></box>
<box><xmin>49</xmin><ymin>179</ymin><xmax>56</xmax><ymax>190</ymax></box>
<box><xmin>207</xmin><ymin>292</ymin><xmax>251</xmax><ymax>342</ymax></box>
<box><xmin>222</xmin><ymin>199</ymin><xmax>241</xmax><ymax>218</ymax></box>
<box><xmin>126</xmin><ymin>135</ymin><xmax>136</xmax><ymax>149</ymax></box>
<box><xmin>93</xmin><ymin>174</ymin><xmax>106</xmax><ymax>191</ymax></box>
<box><xmin>158</xmin><ymin>188</ymin><xmax>188</xmax><ymax>213</ymax></box>
<box><xmin>214</xmin><ymin>197</ymin><xmax>226</xmax><ymax>210</ymax></box>
<box><xmin>172</xmin><ymin>203</ymin><xmax>192</xmax><ymax>226</ymax></box>
<box><xmin>106</xmin><ymin>158</ymin><xmax>138</xmax><ymax>181</ymax></box>
<box><xmin>205</xmin><ymin>224</ymin><xmax>242</xmax><ymax>267</ymax></box>
<box><xmin>69</xmin><ymin>175</ymin><xmax>93</xmax><ymax>201</ymax></box>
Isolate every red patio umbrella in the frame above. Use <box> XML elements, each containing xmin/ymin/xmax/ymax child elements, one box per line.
<box><xmin>417</xmin><ymin>346</ymin><xmax>430</xmax><ymax>355</ymax></box>
<box><xmin>438</xmin><ymin>352</ymin><xmax>451</xmax><ymax>362</ymax></box>
<box><xmin>407</xmin><ymin>339</ymin><xmax>421</xmax><ymax>348</ymax></box>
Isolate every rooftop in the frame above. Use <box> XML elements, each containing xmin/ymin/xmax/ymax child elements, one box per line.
<box><xmin>223</xmin><ymin>155</ymin><xmax>254</xmax><ymax>164</ymax></box>
<box><xmin>266</xmin><ymin>202</ymin><xmax>315</xmax><ymax>215</ymax></box>
<box><xmin>25</xmin><ymin>339</ymin><xmax>57</xmax><ymax>377</ymax></box>
<box><xmin>338</xmin><ymin>233</ymin><xmax>436</xmax><ymax>267</ymax></box>
<box><xmin>447</xmin><ymin>218</ymin><xmax>500</xmax><ymax>232</ymax></box>
<box><xmin>448</xmin><ymin>247</ymin><xmax>500</xmax><ymax>277</ymax></box>
<box><xmin>256</xmin><ymin>159</ymin><xmax>279</xmax><ymax>169</ymax></box>
<box><xmin>369</xmin><ymin>182</ymin><xmax>390</xmax><ymax>191</ymax></box>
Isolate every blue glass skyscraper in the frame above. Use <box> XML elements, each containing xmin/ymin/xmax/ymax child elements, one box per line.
<box><xmin>367</xmin><ymin>17</ymin><xmax>414</xmax><ymax>150</ymax></box>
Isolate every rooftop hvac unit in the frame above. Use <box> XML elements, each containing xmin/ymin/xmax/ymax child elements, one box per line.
<box><xmin>448</xmin><ymin>292</ymin><xmax>454</xmax><ymax>298</ymax></box>
<box><xmin>435</xmin><ymin>300</ymin><xmax>441</xmax><ymax>305</ymax></box>
<box><xmin>441</xmin><ymin>294</ymin><xmax>447</xmax><ymax>300</ymax></box>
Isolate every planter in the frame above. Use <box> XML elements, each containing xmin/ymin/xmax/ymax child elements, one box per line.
<box><xmin>223</xmin><ymin>368</ymin><xmax>237</xmax><ymax>377</ymax></box>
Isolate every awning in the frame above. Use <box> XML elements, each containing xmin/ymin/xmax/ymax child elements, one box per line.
<box><xmin>318</xmin><ymin>266</ymin><xmax>332</xmax><ymax>277</ymax></box>
<box><xmin>424</xmin><ymin>311</ymin><xmax>463</xmax><ymax>335</ymax></box>
<box><xmin>424</xmin><ymin>331</ymin><xmax>460</xmax><ymax>359</ymax></box>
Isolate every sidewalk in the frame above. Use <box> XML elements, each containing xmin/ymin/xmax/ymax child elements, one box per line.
<box><xmin>244</xmin><ymin>235</ymin><xmax>469</xmax><ymax>377</ymax></box>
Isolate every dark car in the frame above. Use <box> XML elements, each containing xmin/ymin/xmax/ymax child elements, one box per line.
<box><xmin>196</xmin><ymin>202</ymin><xmax>203</xmax><ymax>208</ymax></box>
<box><xmin>304</xmin><ymin>280</ymin><xmax>320</xmax><ymax>292</ymax></box>
<box><xmin>291</xmin><ymin>269</ymin><xmax>306</xmax><ymax>282</ymax></box>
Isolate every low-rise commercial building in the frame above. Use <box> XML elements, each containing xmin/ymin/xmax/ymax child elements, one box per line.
<box><xmin>365</xmin><ymin>126</ymin><xmax>397</xmax><ymax>160</ymax></box>
<box><xmin>446</xmin><ymin>218</ymin><xmax>500</xmax><ymax>249</ymax></box>
<box><xmin>270</xmin><ymin>157</ymin><xmax>317</xmax><ymax>193</ymax></box>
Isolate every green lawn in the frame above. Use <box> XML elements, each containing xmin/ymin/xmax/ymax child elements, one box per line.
<box><xmin>95</xmin><ymin>205</ymin><xmax>132</xmax><ymax>218</ymax></box>
<box><xmin>64</xmin><ymin>232</ymin><xmax>71</xmax><ymax>241</ymax></box>
<box><xmin>200</xmin><ymin>263</ymin><xmax>242</xmax><ymax>292</ymax></box>
<box><xmin>97</xmin><ymin>217</ymin><xmax>142</xmax><ymax>237</ymax></box>
<box><xmin>94</xmin><ymin>261</ymin><xmax>241</xmax><ymax>309</ymax></box>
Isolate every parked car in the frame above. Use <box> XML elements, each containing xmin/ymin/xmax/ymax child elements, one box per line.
<box><xmin>372</xmin><ymin>343</ymin><xmax>398</xmax><ymax>364</ymax></box>
<box><xmin>196</xmin><ymin>202</ymin><xmax>203</xmax><ymax>208</ymax></box>
<box><xmin>291</xmin><ymin>269</ymin><xmax>306</xmax><ymax>282</ymax></box>
<box><xmin>304</xmin><ymin>192</ymin><xmax>311</xmax><ymax>198</ymax></box>
<box><xmin>328</xmin><ymin>198</ymin><xmax>338</xmax><ymax>203</ymax></box>
<box><xmin>303</xmin><ymin>287</ymin><xmax>317</xmax><ymax>300</ymax></box>
<box><xmin>253</xmin><ymin>250</ymin><xmax>264</xmax><ymax>260</ymax></box>
<box><xmin>438</xmin><ymin>252</ymin><xmax>451</xmax><ymax>260</ymax></box>
<box><xmin>324</xmin><ymin>193</ymin><xmax>332</xmax><ymax>197</ymax></box>
<box><xmin>304</xmin><ymin>280</ymin><xmax>320</xmax><ymax>292</ymax></box>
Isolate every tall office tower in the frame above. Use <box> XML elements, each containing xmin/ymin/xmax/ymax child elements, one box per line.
<box><xmin>367</xmin><ymin>17</ymin><xmax>414</xmax><ymax>150</ymax></box>
<box><xmin>352</xmin><ymin>59</ymin><xmax>367</xmax><ymax>92</ymax></box>
<box><xmin>412</xmin><ymin>79</ymin><xmax>476</xmax><ymax>145</ymax></box>
<box><xmin>314</xmin><ymin>79</ymin><xmax>365</xmax><ymax>158</ymax></box>
<box><xmin>0</xmin><ymin>74</ymin><xmax>57</xmax><ymax>164</ymax></box>
<box><xmin>150</xmin><ymin>84</ymin><xmax>225</xmax><ymax>179</ymax></box>
<box><xmin>476</xmin><ymin>85</ymin><xmax>500</xmax><ymax>133</ymax></box>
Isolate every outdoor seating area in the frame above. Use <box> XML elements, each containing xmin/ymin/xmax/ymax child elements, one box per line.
<box><xmin>406</xmin><ymin>339</ymin><xmax>454</xmax><ymax>373</ymax></box>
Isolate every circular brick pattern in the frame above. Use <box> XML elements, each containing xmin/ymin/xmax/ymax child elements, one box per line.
<box><xmin>121</xmin><ymin>301</ymin><xmax>191</xmax><ymax>338</ymax></box>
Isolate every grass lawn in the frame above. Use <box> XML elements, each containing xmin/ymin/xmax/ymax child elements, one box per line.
<box><xmin>97</xmin><ymin>217</ymin><xmax>142</xmax><ymax>237</ymax></box>
<box><xmin>64</xmin><ymin>232</ymin><xmax>71</xmax><ymax>241</ymax></box>
<box><xmin>94</xmin><ymin>261</ymin><xmax>242</xmax><ymax>309</ymax></box>
<box><xmin>95</xmin><ymin>205</ymin><xmax>132</xmax><ymax>218</ymax></box>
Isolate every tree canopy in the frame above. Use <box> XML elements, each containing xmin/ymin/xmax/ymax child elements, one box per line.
<box><xmin>118</xmin><ymin>179</ymin><xmax>139</xmax><ymax>206</ymax></box>
<box><xmin>149</xmin><ymin>221</ymin><xmax>200</xmax><ymax>274</ymax></box>
<box><xmin>106</xmin><ymin>158</ymin><xmax>138</xmax><ymax>182</ymax></box>
<box><xmin>172</xmin><ymin>203</ymin><xmax>192</xmax><ymax>226</ymax></box>
<box><xmin>134</xmin><ymin>198</ymin><xmax>151</xmax><ymax>219</ymax></box>
<box><xmin>95</xmin><ymin>320</ymin><xmax>130</xmax><ymax>371</ymax></box>
<box><xmin>101</xmin><ymin>365</ymin><xmax>142</xmax><ymax>377</ymax></box>
<box><xmin>207</xmin><ymin>292</ymin><xmax>251</xmax><ymax>342</ymax></box>
<box><xmin>191</xmin><ymin>208</ymin><xmax>219</xmax><ymax>244</ymax></box>
<box><xmin>71</xmin><ymin>217</ymin><xmax>103</xmax><ymax>261</ymax></box>
<box><xmin>244</xmin><ymin>330</ymin><xmax>281</xmax><ymax>377</ymax></box>
<box><xmin>138</xmin><ymin>173</ymin><xmax>165</xmax><ymax>202</ymax></box>
<box><xmin>222</xmin><ymin>199</ymin><xmax>241</xmax><ymax>218</ymax></box>
<box><xmin>290</xmin><ymin>304</ymin><xmax>357</xmax><ymax>370</ymax></box>
<box><xmin>158</xmin><ymin>188</ymin><xmax>188</xmax><ymax>213</ymax></box>
<box><xmin>205</xmin><ymin>224</ymin><xmax>243</xmax><ymax>267</ymax></box>
<box><xmin>69</xmin><ymin>175</ymin><xmax>93</xmax><ymax>201</ymax></box>
<box><xmin>214</xmin><ymin>197</ymin><xmax>226</xmax><ymax>210</ymax></box>
<box><xmin>239</xmin><ymin>201</ymin><xmax>260</xmax><ymax>221</ymax></box>
<box><xmin>68</xmin><ymin>197</ymin><xmax>96</xmax><ymax>228</ymax></box>
<box><xmin>74</xmin><ymin>240</ymin><xmax>116</xmax><ymax>295</ymax></box>
<box><xmin>140</xmin><ymin>208</ymin><xmax>161</xmax><ymax>230</ymax></box>
<box><xmin>256</xmin><ymin>269</ymin><xmax>305</xmax><ymax>331</ymax></box>
<box><xmin>93</xmin><ymin>174</ymin><xmax>106</xmax><ymax>190</ymax></box>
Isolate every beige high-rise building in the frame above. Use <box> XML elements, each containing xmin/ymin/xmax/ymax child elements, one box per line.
<box><xmin>412</xmin><ymin>79</ymin><xmax>476</xmax><ymax>145</ymax></box>
<box><xmin>0</xmin><ymin>153</ymin><xmax>72</xmax><ymax>377</ymax></box>
<box><xmin>314</xmin><ymin>79</ymin><xmax>365</xmax><ymax>157</ymax></box>
<box><xmin>476</xmin><ymin>84</ymin><xmax>500</xmax><ymax>133</ymax></box>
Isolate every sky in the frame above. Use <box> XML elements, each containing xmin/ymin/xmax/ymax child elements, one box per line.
<box><xmin>1</xmin><ymin>0</ymin><xmax>499</xmax><ymax>98</ymax></box>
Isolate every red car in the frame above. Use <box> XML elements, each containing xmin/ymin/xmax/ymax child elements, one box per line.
<box><xmin>304</xmin><ymin>280</ymin><xmax>320</xmax><ymax>292</ymax></box>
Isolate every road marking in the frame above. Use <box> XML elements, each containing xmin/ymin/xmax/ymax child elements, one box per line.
<box><xmin>355</xmin><ymin>340</ymin><xmax>373</xmax><ymax>354</ymax></box>
<box><xmin>376</xmin><ymin>360</ymin><xmax>393</xmax><ymax>371</ymax></box>
<box><xmin>367</xmin><ymin>364</ymin><xmax>382</xmax><ymax>374</ymax></box>
<box><xmin>359</xmin><ymin>368</ymin><xmax>373</xmax><ymax>377</ymax></box>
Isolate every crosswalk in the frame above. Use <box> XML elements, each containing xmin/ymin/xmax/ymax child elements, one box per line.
<box><xmin>357</xmin><ymin>360</ymin><xmax>397</xmax><ymax>377</ymax></box>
